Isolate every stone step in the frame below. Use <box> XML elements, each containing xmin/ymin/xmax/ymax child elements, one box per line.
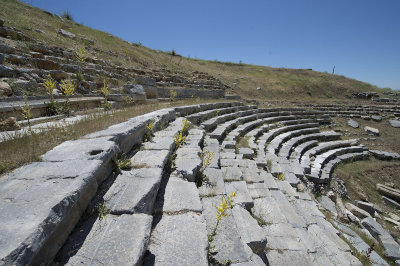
<box><xmin>145</xmin><ymin>213</ymin><xmax>209</xmax><ymax>265</ymax></box>
<box><xmin>201</xmin><ymin>106</ymin><xmax>258</xmax><ymax>132</ymax></box>
<box><xmin>267</xmin><ymin>127</ymin><xmax>320</xmax><ymax>154</ymax></box>
<box><xmin>210</xmin><ymin>114</ymin><xmax>259</xmax><ymax>141</ymax></box>
<box><xmin>186</xmin><ymin>104</ymin><xmax>246</xmax><ymax>125</ymax></box>
<box><xmin>309</xmin><ymin>145</ymin><xmax>368</xmax><ymax>177</ymax></box>
<box><xmin>279</xmin><ymin>131</ymin><xmax>341</xmax><ymax>159</ymax></box>
<box><xmin>57</xmin><ymin>214</ymin><xmax>152</xmax><ymax>265</ymax></box>
<box><xmin>317</xmin><ymin>151</ymin><xmax>369</xmax><ymax>182</ymax></box>
<box><xmin>301</xmin><ymin>139</ymin><xmax>360</xmax><ymax>174</ymax></box>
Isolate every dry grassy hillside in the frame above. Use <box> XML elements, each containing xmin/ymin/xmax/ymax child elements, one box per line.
<box><xmin>0</xmin><ymin>0</ymin><xmax>392</xmax><ymax>101</ymax></box>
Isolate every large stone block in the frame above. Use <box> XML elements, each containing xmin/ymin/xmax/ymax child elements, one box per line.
<box><xmin>58</xmin><ymin>214</ymin><xmax>152</xmax><ymax>265</ymax></box>
<box><xmin>232</xmin><ymin>205</ymin><xmax>267</xmax><ymax>252</ymax></box>
<box><xmin>131</xmin><ymin>149</ymin><xmax>171</xmax><ymax>169</ymax></box>
<box><xmin>174</xmin><ymin>157</ymin><xmax>202</xmax><ymax>182</ymax></box>
<box><xmin>225</xmin><ymin>181</ymin><xmax>254</xmax><ymax>210</ymax></box>
<box><xmin>155</xmin><ymin>175</ymin><xmax>202</xmax><ymax>213</ymax></box>
<box><xmin>199</xmin><ymin>168</ymin><xmax>226</xmax><ymax>197</ymax></box>
<box><xmin>104</xmin><ymin>168</ymin><xmax>162</xmax><ymax>214</ymax></box>
<box><xmin>41</xmin><ymin>136</ymin><xmax>119</xmax><ymax>165</ymax></box>
<box><xmin>145</xmin><ymin>213</ymin><xmax>208</xmax><ymax>265</ymax></box>
<box><xmin>0</xmin><ymin>160</ymin><xmax>104</xmax><ymax>265</ymax></box>
<box><xmin>201</xmin><ymin>197</ymin><xmax>253</xmax><ymax>264</ymax></box>
<box><xmin>84</xmin><ymin>119</ymin><xmax>147</xmax><ymax>154</ymax></box>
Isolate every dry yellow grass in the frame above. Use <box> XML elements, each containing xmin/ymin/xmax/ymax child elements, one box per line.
<box><xmin>0</xmin><ymin>98</ymin><xmax>227</xmax><ymax>175</ymax></box>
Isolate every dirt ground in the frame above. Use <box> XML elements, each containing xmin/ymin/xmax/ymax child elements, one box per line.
<box><xmin>331</xmin><ymin>116</ymin><xmax>400</xmax><ymax>238</ymax></box>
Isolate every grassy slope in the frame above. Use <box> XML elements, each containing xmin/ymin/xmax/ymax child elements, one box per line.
<box><xmin>0</xmin><ymin>0</ymin><xmax>392</xmax><ymax>102</ymax></box>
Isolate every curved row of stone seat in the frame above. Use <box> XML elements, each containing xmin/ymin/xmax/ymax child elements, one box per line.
<box><xmin>266</xmin><ymin>127</ymin><xmax>320</xmax><ymax>154</ymax></box>
<box><xmin>315</xmin><ymin>151</ymin><xmax>370</xmax><ymax>183</ymax></box>
<box><xmin>202</xmin><ymin>107</ymin><xmax>257</xmax><ymax>132</ymax></box>
<box><xmin>257</xmin><ymin>122</ymin><xmax>321</xmax><ymax>158</ymax></box>
<box><xmin>301</xmin><ymin>103</ymin><xmax>400</xmax><ymax>118</ymax></box>
<box><xmin>0</xmin><ymin>101</ymin><xmax>235</xmax><ymax>265</ymax></box>
<box><xmin>301</xmin><ymin>139</ymin><xmax>360</xmax><ymax>174</ymax></box>
<box><xmin>306</xmin><ymin>146</ymin><xmax>368</xmax><ymax>183</ymax></box>
<box><xmin>279</xmin><ymin>131</ymin><xmax>341</xmax><ymax>159</ymax></box>
<box><xmin>186</xmin><ymin>103</ymin><xmax>246</xmax><ymax>125</ymax></box>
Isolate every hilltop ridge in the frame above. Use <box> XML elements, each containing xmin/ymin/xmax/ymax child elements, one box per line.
<box><xmin>0</xmin><ymin>0</ymin><xmax>393</xmax><ymax>102</ymax></box>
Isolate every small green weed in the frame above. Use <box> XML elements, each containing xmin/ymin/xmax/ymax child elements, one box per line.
<box><xmin>277</xmin><ymin>173</ymin><xmax>285</xmax><ymax>181</ymax></box>
<box><xmin>113</xmin><ymin>154</ymin><xmax>131</xmax><ymax>171</ymax></box>
<box><xmin>266</xmin><ymin>159</ymin><xmax>272</xmax><ymax>172</ymax></box>
<box><xmin>170</xmin><ymin>90</ymin><xmax>177</xmax><ymax>101</ymax></box>
<box><xmin>91</xmin><ymin>203</ymin><xmax>110</xmax><ymax>220</ymax></box>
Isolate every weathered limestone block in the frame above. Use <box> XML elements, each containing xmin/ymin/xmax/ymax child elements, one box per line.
<box><xmin>42</xmin><ymin>136</ymin><xmax>119</xmax><ymax>165</ymax></box>
<box><xmin>155</xmin><ymin>175</ymin><xmax>202</xmax><ymax>213</ymax></box>
<box><xmin>199</xmin><ymin>168</ymin><xmax>226</xmax><ymax>197</ymax></box>
<box><xmin>348</xmin><ymin>119</ymin><xmax>359</xmax><ymax>128</ymax></box>
<box><xmin>201</xmin><ymin>197</ymin><xmax>253</xmax><ymax>264</ymax></box>
<box><xmin>0</xmin><ymin>160</ymin><xmax>105</xmax><ymax>265</ymax></box>
<box><xmin>104</xmin><ymin>168</ymin><xmax>162</xmax><ymax>214</ymax></box>
<box><xmin>131</xmin><ymin>149</ymin><xmax>171</xmax><ymax>169</ymax></box>
<box><xmin>355</xmin><ymin>200</ymin><xmax>375</xmax><ymax>217</ymax></box>
<box><xmin>362</xmin><ymin>217</ymin><xmax>400</xmax><ymax>260</ymax></box>
<box><xmin>232</xmin><ymin>205</ymin><xmax>267</xmax><ymax>252</ymax></box>
<box><xmin>239</xmin><ymin>147</ymin><xmax>254</xmax><ymax>159</ymax></box>
<box><xmin>364</xmin><ymin>126</ymin><xmax>379</xmax><ymax>136</ymax></box>
<box><xmin>174</xmin><ymin>157</ymin><xmax>202</xmax><ymax>182</ymax></box>
<box><xmin>247</xmin><ymin>182</ymin><xmax>271</xmax><ymax>199</ymax></box>
<box><xmin>58</xmin><ymin>214</ymin><xmax>152</xmax><ymax>265</ymax></box>
<box><xmin>225</xmin><ymin>181</ymin><xmax>254</xmax><ymax>210</ymax></box>
<box><xmin>221</xmin><ymin>166</ymin><xmax>242</xmax><ymax>181</ymax></box>
<box><xmin>345</xmin><ymin>202</ymin><xmax>371</xmax><ymax>219</ymax></box>
<box><xmin>389</xmin><ymin>120</ymin><xmax>400</xmax><ymax>128</ymax></box>
<box><xmin>145</xmin><ymin>213</ymin><xmax>208</xmax><ymax>265</ymax></box>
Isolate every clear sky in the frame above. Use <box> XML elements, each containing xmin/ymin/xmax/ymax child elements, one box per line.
<box><xmin>24</xmin><ymin>0</ymin><xmax>400</xmax><ymax>90</ymax></box>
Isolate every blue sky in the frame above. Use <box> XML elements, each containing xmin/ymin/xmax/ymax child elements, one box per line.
<box><xmin>25</xmin><ymin>0</ymin><xmax>400</xmax><ymax>90</ymax></box>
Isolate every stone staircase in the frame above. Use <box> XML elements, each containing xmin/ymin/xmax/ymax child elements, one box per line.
<box><xmin>1</xmin><ymin>101</ymin><xmax>396</xmax><ymax>265</ymax></box>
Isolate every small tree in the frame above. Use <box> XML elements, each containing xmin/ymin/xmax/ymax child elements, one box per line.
<box><xmin>21</xmin><ymin>94</ymin><xmax>32</xmax><ymax>132</ymax></box>
<box><xmin>75</xmin><ymin>46</ymin><xmax>87</xmax><ymax>81</ymax></box>
<box><xmin>60</xmin><ymin>79</ymin><xmax>75</xmax><ymax>115</ymax></box>
<box><xmin>43</xmin><ymin>74</ymin><xmax>60</xmax><ymax>116</ymax></box>
<box><xmin>101</xmin><ymin>79</ymin><xmax>112</xmax><ymax>110</ymax></box>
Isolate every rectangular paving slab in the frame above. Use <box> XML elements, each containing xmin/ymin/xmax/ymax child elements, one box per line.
<box><xmin>58</xmin><ymin>214</ymin><xmax>152</xmax><ymax>266</ymax></box>
<box><xmin>145</xmin><ymin>213</ymin><xmax>208</xmax><ymax>266</ymax></box>
<box><xmin>225</xmin><ymin>181</ymin><xmax>254</xmax><ymax>210</ymax></box>
<box><xmin>199</xmin><ymin>168</ymin><xmax>226</xmax><ymax>197</ymax></box>
<box><xmin>201</xmin><ymin>196</ymin><xmax>254</xmax><ymax>264</ymax></box>
<box><xmin>104</xmin><ymin>168</ymin><xmax>163</xmax><ymax>214</ymax></box>
<box><xmin>131</xmin><ymin>149</ymin><xmax>171</xmax><ymax>169</ymax></box>
<box><xmin>155</xmin><ymin>175</ymin><xmax>202</xmax><ymax>214</ymax></box>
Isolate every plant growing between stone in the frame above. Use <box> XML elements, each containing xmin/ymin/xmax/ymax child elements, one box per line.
<box><xmin>91</xmin><ymin>203</ymin><xmax>110</xmax><ymax>220</ymax></box>
<box><xmin>100</xmin><ymin>80</ymin><xmax>112</xmax><ymax>110</ymax></box>
<box><xmin>174</xmin><ymin>132</ymin><xmax>186</xmax><ymax>148</ymax></box>
<box><xmin>59</xmin><ymin>78</ymin><xmax>75</xmax><ymax>115</ymax></box>
<box><xmin>113</xmin><ymin>153</ymin><xmax>132</xmax><ymax>172</ymax></box>
<box><xmin>196</xmin><ymin>149</ymin><xmax>215</xmax><ymax>187</ymax></box>
<box><xmin>174</xmin><ymin>118</ymin><xmax>190</xmax><ymax>148</ymax></box>
<box><xmin>277</xmin><ymin>173</ymin><xmax>285</xmax><ymax>181</ymax></box>
<box><xmin>43</xmin><ymin>74</ymin><xmax>61</xmax><ymax>116</ymax></box>
<box><xmin>75</xmin><ymin>45</ymin><xmax>87</xmax><ymax>81</ymax></box>
<box><xmin>21</xmin><ymin>94</ymin><xmax>32</xmax><ymax>132</ymax></box>
<box><xmin>170</xmin><ymin>90</ymin><xmax>177</xmax><ymax>102</ymax></box>
<box><xmin>208</xmin><ymin>192</ymin><xmax>237</xmax><ymax>256</ymax></box>
<box><xmin>143</xmin><ymin>120</ymin><xmax>154</xmax><ymax>141</ymax></box>
<box><xmin>266</xmin><ymin>159</ymin><xmax>272</xmax><ymax>172</ymax></box>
